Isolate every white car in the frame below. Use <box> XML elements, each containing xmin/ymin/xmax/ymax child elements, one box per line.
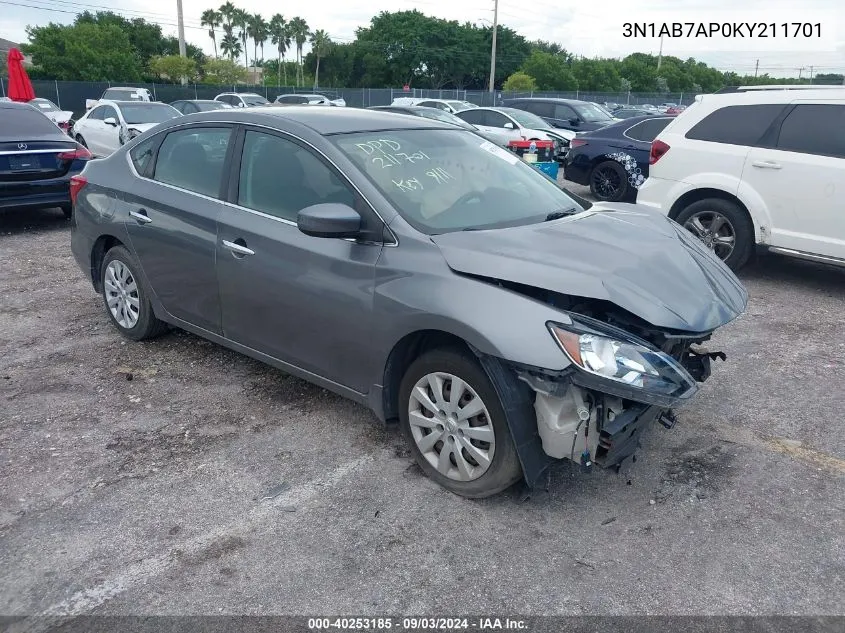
<box><xmin>391</xmin><ymin>97</ymin><xmax>477</xmax><ymax>114</ymax></box>
<box><xmin>637</xmin><ymin>87</ymin><xmax>845</xmax><ymax>271</ymax></box>
<box><xmin>214</xmin><ymin>92</ymin><xmax>270</xmax><ymax>108</ymax></box>
<box><xmin>274</xmin><ymin>93</ymin><xmax>346</xmax><ymax>106</ymax></box>
<box><xmin>454</xmin><ymin>107</ymin><xmax>575</xmax><ymax>160</ymax></box>
<box><xmin>85</xmin><ymin>87</ymin><xmax>152</xmax><ymax>110</ymax></box>
<box><xmin>28</xmin><ymin>98</ymin><xmax>74</xmax><ymax>134</ymax></box>
<box><xmin>71</xmin><ymin>100</ymin><xmax>181</xmax><ymax>157</ymax></box>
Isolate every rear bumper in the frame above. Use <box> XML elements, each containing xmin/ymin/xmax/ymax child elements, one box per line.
<box><xmin>563</xmin><ymin>156</ymin><xmax>591</xmax><ymax>185</ymax></box>
<box><xmin>633</xmin><ymin>176</ymin><xmax>676</xmax><ymax>215</ymax></box>
<box><xmin>0</xmin><ymin>190</ymin><xmax>70</xmax><ymax>211</ymax></box>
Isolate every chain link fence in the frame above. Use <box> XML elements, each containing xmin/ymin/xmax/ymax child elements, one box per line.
<box><xmin>0</xmin><ymin>78</ymin><xmax>698</xmax><ymax>118</ymax></box>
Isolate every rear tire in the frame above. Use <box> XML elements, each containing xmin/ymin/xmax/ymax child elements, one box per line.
<box><xmin>75</xmin><ymin>134</ymin><xmax>87</xmax><ymax>148</ymax></box>
<box><xmin>100</xmin><ymin>246</ymin><xmax>168</xmax><ymax>341</ymax></box>
<box><xmin>675</xmin><ymin>198</ymin><xmax>753</xmax><ymax>271</ymax></box>
<box><xmin>60</xmin><ymin>205</ymin><xmax>72</xmax><ymax>219</ymax></box>
<box><xmin>398</xmin><ymin>348</ymin><xmax>522</xmax><ymax>498</ymax></box>
<box><xmin>589</xmin><ymin>160</ymin><xmax>628</xmax><ymax>202</ymax></box>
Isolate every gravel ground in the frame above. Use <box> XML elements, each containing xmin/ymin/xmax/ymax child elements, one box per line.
<box><xmin>1</xmin><ymin>190</ymin><xmax>844</xmax><ymax>619</ymax></box>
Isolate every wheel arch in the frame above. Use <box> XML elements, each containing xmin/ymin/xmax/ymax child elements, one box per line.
<box><xmin>667</xmin><ymin>187</ymin><xmax>763</xmax><ymax>242</ymax></box>
<box><xmin>90</xmin><ymin>234</ymin><xmax>126</xmax><ymax>292</ymax></box>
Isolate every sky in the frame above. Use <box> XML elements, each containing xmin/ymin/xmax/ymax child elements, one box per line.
<box><xmin>1</xmin><ymin>0</ymin><xmax>843</xmax><ymax>78</ymax></box>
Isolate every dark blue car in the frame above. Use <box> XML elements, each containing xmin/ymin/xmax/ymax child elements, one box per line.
<box><xmin>563</xmin><ymin>116</ymin><xmax>673</xmax><ymax>202</ymax></box>
<box><xmin>0</xmin><ymin>100</ymin><xmax>92</xmax><ymax>218</ymax></box>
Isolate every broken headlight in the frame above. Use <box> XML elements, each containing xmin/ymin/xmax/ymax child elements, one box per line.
<box><xmin>548</xmin><ymin>316</ymin><xmax>698</xmax><ymax>406</ymax></box>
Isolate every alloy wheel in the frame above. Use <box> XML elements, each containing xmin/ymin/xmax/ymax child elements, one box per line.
<box><xmin>407</xmin><ymin>372</ymin><xmax>495</xmax><ymax>482</ymax></box>
<box><xmin>591</xmin><ymin>165</ymin><xmax>621</xmax><ymax>199</ymax></box>
<box><xmin>104</xmin><ymin>260</ymin><xmax>140</xmax><ymax>329</ymax></box>
<box><xmin>683</xmin><ymin>210</ymin><xmax>736</xmax><ymax>261</ymax></box>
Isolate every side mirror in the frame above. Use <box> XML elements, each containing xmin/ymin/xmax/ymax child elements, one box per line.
<box><xmin>569</xmin><ymin>118</ymin><xmax>580</xmax><ymax>126</ymax></box>
<box><xmin>503</xmin><ymin>122</ymin><xmax>514</xmax><ymax>129</ymax></box>
<box><xmin>297</xmin><ymin>203</ymin><xmax>361</xmax><ymax>239</ymax></box>
<box><xmin>104</xmin><ymin>117</ymin><xmax>118</xmax><ymax>127</ymax></box>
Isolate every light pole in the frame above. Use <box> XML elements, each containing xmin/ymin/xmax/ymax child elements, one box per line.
<box><xmin>176</xmin><ymin>0</ymin><xmax>187</xmax><ymax>85</ymax></box>
<box><xmin>657</xmin><ymin>34</ymin><xmax>663</xmax><ymax>71</ymax></box>
<box><xmin>488</xmin><ymin>0</ymin><xmax>498</xmax><ymax>94</ymax></box>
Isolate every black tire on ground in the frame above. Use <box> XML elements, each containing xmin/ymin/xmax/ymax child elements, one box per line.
<box><xmin>675</xmin><ymin>198</ymin><xmax>754</xmax><ymax>271</ymax></box>
<box><xmin>60</xmin><ymin>205</ymin><xmax>72</xmax><ymax>219</ymax></box>
<box><xmin>398</xmin><ymin>347</ymin><xmax>522</xmax><ymax>498</ymax></box>
<box><xmin>75</xmin><ymin>134</ymin><xmax>87</xmax><ymax>148</ymax></box>
<box><xmin>589</xmin><ymin>160</ymin><xmax>629</xmax><ymax>202</ymax></box>
<box><xmin>100</xmin><ymin>245</ymin><xmax>169</xmax><ymax>341</ymax></box>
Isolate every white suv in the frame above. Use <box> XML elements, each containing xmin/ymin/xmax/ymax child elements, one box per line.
<box><xmin>637</xmin><ymin>88</ymin><xmax>845</xmax><ymax>270</ymax></box>
<box><xmin>214</xmin><ymin>92</ymin><xmax>270</xmax><ymax>108</ymax></box>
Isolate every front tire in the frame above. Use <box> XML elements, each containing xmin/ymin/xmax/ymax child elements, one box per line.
<box><xmin>100</xmin><ymin>246</ymin><xmax>168</xmax><ymax>341</ymax></box>
<box><xmin>398</xmin><ymin>348</ymin><xmax>522</xmax><ymax>498</ymax></box>
<box><xmin>589</xmin><ymin>160</ymin><xmax>628</xmax><ymax>202</ymax></box>
<box><xmin>675</xmin><ymin>198</ymin><xmax>753</xmax><ymax>271</ymax></box>
<box><xmin>75</xmin><ymin>134</ymin><xmax>88</xmax><ymax>148</ymax></box>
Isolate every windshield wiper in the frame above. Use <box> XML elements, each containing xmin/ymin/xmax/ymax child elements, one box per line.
<box><xmin>544</xmin><ymin>208</ymin><xmax>578</xmax><ymax>221</ymax></box>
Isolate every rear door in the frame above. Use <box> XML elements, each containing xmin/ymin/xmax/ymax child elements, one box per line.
<box><xmin>80</xmin><ymin>106</ymin><xmax>110</xmax><ymax>156</ymax></box>
<box><xmin>122</xmin><ymin>125</ymin><xmax>234</xmax><ymax>333</ymax></box>
<box><xmin>743</xmin><ymin>101</ymin><xmax>845</xmax><ymax>259</ymax></box>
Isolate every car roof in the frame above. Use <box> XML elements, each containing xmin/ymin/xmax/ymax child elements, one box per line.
<box><xmin>506</xmin><ymin>97</ymin><xmax>591</xmax><ymax>106</ymax></box>
<box><xmin>696</xmin><ymin>88</ymin><xmax>845</xmax><ymax>105</ymax></box>
<box><xmin>180</xmin><ymin>106</ymin><xmax>451</xmax><ymax>135</ymax></box>
<box><xmin>0</xmin><ymin>100</ymin><xmax>35</xmax><ymax>111</ymax></box>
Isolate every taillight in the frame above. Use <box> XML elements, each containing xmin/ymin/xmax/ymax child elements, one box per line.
<box><xmin>69</xmin><ymin>175</ymin><xmax>88</xmax><ymax>205</ymax></box>
<box><xmin>570</xmin><ymin>138</ymin><xmax>588</xmax><ymax>148</ymax></box>
<box><xmin>650</xmin><ymin>139</ymin><xmax>670</xmax><ymax>165</ymax></box>
<box><xmin>58</xmin><ymin>146</ymin><xmax>93</xmax><ymax>161</ymax></box>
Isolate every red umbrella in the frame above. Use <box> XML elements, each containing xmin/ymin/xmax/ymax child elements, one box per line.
<box><xmin>7</xmin><ymin>48</ymin><xmax>35</xmax><ymax>102</ymax></box>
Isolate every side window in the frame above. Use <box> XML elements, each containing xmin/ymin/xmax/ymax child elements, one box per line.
<box><xmin>218</xmin><ymin>95</ymin><xmax>234</xmax><ymax>105</ymax></box>
<box><xmin>419</xmin><ymin>101</ymin><xmax>447</xmax><ymax>111</ymax></box>
<box><xmin>100</xmin><ymin>106</ymin><xmax>118</xmax><ymax>122</ymax></box>
<box><xmin>237</xmin><ymin>130</ymin><xmax>355</xmax><ymax>222</ymax></box>
<box><xmin>153</xmin><ymin>127</ymin><xmax>231</xmax><ymax>197</ymax></box>
<box><xmin>457</xmin><ymin>110</ymin><xmax>485</xmax><ymax>126</ymax></box>
<box><xmin>525</xmin><ymin>102</ymin><xmax>554</xmax><ymax>118</ymax></box>
<box><xmin>129</xmin><ymin>136</ymin><xmax>157</xmax><ymax>175</ymax></box>
<box><xmin>685</xmin><ymin>104</ymin><xmax>785</xmax><ymax>146</ymax></box>
<box><xmin>171</xmin><ymin>102</ymin><xmax>184</xmax><ymax>113</ymax></box>
<box><xmin>88</xmin><ymin>107</ymin><xmax>105</xmax><ymax>121</ymax></box>
<box><xmin>554</xmin><ymin>104</ymin><xmax>576</xmax><ymax>120</ymax></box>
<box><xmin>776</xmin><ymin>104</ymin><xmax>845</xmax><ymax>158</ymax></box>
<box><xmin>485</xmin><ymin>111</ymin><xmax>510</xmax><ymax>128</ymax></box>
<box><xmin>625</xmin><ymin>118</ymin><xmax>673</xmax><ymax>142</ymax></box>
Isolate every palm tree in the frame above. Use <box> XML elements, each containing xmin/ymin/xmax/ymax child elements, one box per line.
<box><xmin>232</xmin><ymin>8</ymin><xmax>250</xmax><ymax>70</ymax></box>
<box><xmin>247</xmin><ymin>14</ymin><xmax>268</xmax><ymax>76</ymax></box>
<box><xmin>309</xmin><ymin>29</ymin><xmax>331</xmax><ymax>89</ymax></box>
<box><xmin>288</xmin><ymin>17</ymin><xmax>310</xmax><ymax>86</ymax></box>
<box><xmin>220</xmin><ymin>33</ymin><xmax>241</xmax><ymax>61</ymax></box>
<box><xmin>201</xmin><ymin>9</ymin><xmax>221</xmax><ymax>59</ymax></box>
<box><xmin>268</xmin><ymin>14</ymin><xmax>289</xmax><ymax>87</ymax></box>
<box><xmin>218</xmin><ymin>1</ymin><xmax>236</xmax><ymax>34</ymax></box>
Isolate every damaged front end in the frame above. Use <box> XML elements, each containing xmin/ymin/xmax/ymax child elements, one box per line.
<box><xmin>514</xmin><ymin>309</ymin><xmax>725</xmax><ymax>475</ymax></box>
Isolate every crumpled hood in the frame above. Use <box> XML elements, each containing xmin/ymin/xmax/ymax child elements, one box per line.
<box><xmin>431</xmin><ymin>205</ymin><xmax>749</xmax><ymax>333</ymax></box>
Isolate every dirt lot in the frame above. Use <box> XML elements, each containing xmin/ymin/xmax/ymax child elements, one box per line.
<box><xmin>1</xmin><ymin>193</ymin><xmax>844</xmax><ymax>618</ymax></box>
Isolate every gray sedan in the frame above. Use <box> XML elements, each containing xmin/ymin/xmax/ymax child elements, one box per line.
<box><xmin>69</xmin><ymin>107</ymin><xmax>747</xmax><ymax>498</ymax></box>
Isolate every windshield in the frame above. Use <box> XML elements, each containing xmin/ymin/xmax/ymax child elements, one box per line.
<box><xmin>333</xmin><ymin>129</ymin><xmax>584</xmax><ymax>234</ymax></box>
<box><xmin>501</xmin><ymin>109</ymin><xmax>548</xmax><ymax>129</ymax></box>
<box><xmin>574</xmin><ymin>103</ymin><xmax>614</xmax><ymax>122</ymax></box>
<box><xmin>243</xmin><ymin>95</ymin><xmax>270</xmax><ymax>106</ymax></box>
<box><xmin>415</xmin><ymin>108</ymin><xmax>476</xmax><ymax>130</ymax></box>
<box><xmin>31</xmin><ymin>99</ymin><xmax>59</xmax><ymax>112</ymax></box>
<box><xmin>120</xmin><ymin>103</ymin><xmax>180</xmax><ymax>124</ymax></box>
<box><xmin>448</xmin><ymin>101</ymin><xmax>474</xmax><ymax>111</ymax></box>
<box><xmin>197</xmin><ymin>101</ymin><xmax>230</xmax><ymax>111</ymax></box>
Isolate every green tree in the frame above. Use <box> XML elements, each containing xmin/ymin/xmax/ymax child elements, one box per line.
<box><xmin>23</xmin><ymin>22</ymin><xmax>141</xmax><ymax>81</ymax></box>
<box><xmin>288</xmin><ymin>17</ymin><xmax>310</xmax><ymax>86</ymax></box>
<box><xmin>502</xmin><ymin>71</ymin><xmax>536</xmax><ymax>91</ymax></box>
<box><xmin>149</xmin><ymin>55</ymin><xmax>197</xmax><ymax>82</ymax></box>
<box><xmin>520</xmin><ymin>51</ymin><xmax>577</xmax><ymax>90</ymax></box>
<box><xmin>220</xmin><ymin>33</ymin><xmax>241</xmax><ymax>61</ymax></box>
<box><xmin>203</xmin><ymin>57</ymin><xmax>246</xmax><ymax>85</ymax></box>
<box><xmin>268</xmin><ymin>14</ymin><xmax>290</xmax><ymax>86</ymax></box>
<box><xmin>310</xmin><ymin>29</ymin><xmax>332</xmax><ymax>88</ymax></box>
<box><xmin>201</xmin><ymin>9</ymin><xmax>221</xmax><ymax>58</ymax></box>
<box><xmin>74</xmin><ymin>11</ymin><xmax>162</xmax><ymax>70</ymax></box>
<box><xmin>571</xmin><ymin>57</ymin><xmax>620</xmax><ymax>91</ymax></box>
<box><xmin>232</xmin><ymin>8</ymin><xmax>249</xmax><ymax>68</ymax></box>
<box><xmin>247</xmin><ymin>14</ymin><xmax>268</xmax><ymax>69</ymax></box>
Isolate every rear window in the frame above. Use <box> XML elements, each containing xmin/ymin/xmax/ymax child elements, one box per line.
<box><xmin>625</xmin><ymin>118</ymin><xmax>673</xmax><ymax>142</ymax></box>
<box><xmin>775</xmin><ymin>104</ymin><xmax>845</xmax><ymax>159</ymax></box>
<box><xmin>5</xmin><ymin>108</ymin><xmax>63</xmax><ymax>136</ymax></box>
<box><xmin>104</xmin><ymin>89</ymin><xmax>145</xmax><ymax>100</ymax></box>
<box><xmin>685</xmin><ymin>104</ymin><xmax>785</xmax><ymax>146</ymax></box>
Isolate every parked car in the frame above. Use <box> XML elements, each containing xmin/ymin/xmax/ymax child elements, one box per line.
<box><xmin>28</xmin><ymin>98</ymin><xmax>75</xmax><ymax>134</ymax></box>
<box><xmin>665</xmin><ymin>105</ymin><xmax>686</xmax><ymax>115</ymax></box>
<box><xmin>71</xmin><ymin>100</ymin><xmax>181</xmax><ymax>157</ymax></box>
<box><xmin>368</xmin><ymin>105</ymin><xmax>513</xmax><ymax>147</ymax></box>
<box><xmin>589</xmin><ymin>102</ymin><xmax>622</xmax><ymax>120</ymax></box>
<box><xmin>69</xmin><ymin>107</ymin><xmax>747</xmax><ymax>497</ymax></box>
<box><xmin>503</xmin><ymin>97</ymin><xmax>618</xmax><ymax>132</ymax></box>
<box><xmin>391</xmin><ymin>97</ymin><xmax>477</xmax><ymax>113</ymax></box>
<box><xmin>275</xmin><ymin>93</ymin><xmax>346</xmax><ymax>106</ymax></box>
<box><xmin>453</xmin><ymin>107</ymin><xmax>575</xmax><ymax>160</ymax></box>
<box><xmin>170</xmin><ymin>99</ymin><xmax>233</xmax><ymax>114</ymax></box>
<box><xmin>639</xmin><ymin>104</ymin><xmax>658</xmax><ymax>111</ymax></box>
<box><xmin>1</xmin><ymin>100</ymin><xmax>92</xmax><ymax>218</ymax></box>
<box><xmin>86</xmin><ymin>87</ymin><xmax>152</xmax><ymax>110</ymax></box>
<box><xmin>214</xmin><ymin>92</ymin><xmax>270</xmax><ymax>108</ymax></box>
<box><xmin>564</xmin><ymin>116</ymin><xmax>674</xmax><ymax>202</ymax></box>
<box><xmin>637</xmin><ymin>88</ymin><xmax>845</xmax><ymax>270</ymax></box>
<box><xmin>612</xmin><ymin>108</ymin><xmax>658</xmax><ymax>119</ymax></box>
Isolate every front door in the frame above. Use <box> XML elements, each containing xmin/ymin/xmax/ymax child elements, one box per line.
<box><xmin>123</xmin><ymin>125</ymin><xmax>234</xmax><ymax>334</ymax></box>
<box><xmin>742</xmin><ymin>102</ymin><xmax>845</xmax><ymax>260</ymax></box>
<box><xmin>216</xmin><ymin>129</ymin><xmax>383</xmax><ymax>391</ymax></box>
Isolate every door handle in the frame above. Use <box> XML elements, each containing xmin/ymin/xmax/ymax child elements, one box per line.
<box><xmin>751</xmin><ymin>160</ymin><xmax>782</xmax><ymax>169</ymax></box>
<box><xmin>222</xmin><ymin>239</ymin><xmax>255</xmax><ymax>256</ymax></box>
<box><xmin>129</xmin><ymin>209</ymin><xmax>152</xmax><ymax>224</ymax></box>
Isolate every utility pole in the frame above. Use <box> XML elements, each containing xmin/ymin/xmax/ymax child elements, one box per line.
<box><xmin>809</xmin><ymin>65</ymin><xmax>814</xmax><ymax>84</ymax></box>
<box><xmin>657</xmin><ymin>34</ymin><xmax>663</xmax><ymax>71</ymax></box>
<box><xmin>488</xmin><ymin>0</ymin><xmax>498</xmax><ymax>95</ymax></box>
<box><xmin>176</xmin><ymin>0</ymin><xmax>187</xmax><ymax>85</ymax></box>
<box><xmin>798</xmin><ymin>67</ymin><xmax>804</xmax><ymax>81</ymax></box>
<box><xmin>754</xmin><ymin>59</ymin><xmax>759</xmax><ymax>78</ymax></box>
